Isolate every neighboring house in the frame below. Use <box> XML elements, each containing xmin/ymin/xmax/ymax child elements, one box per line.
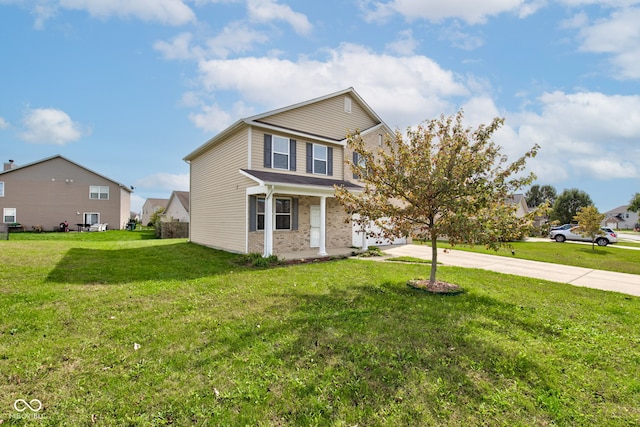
<box><xmin>0</xmin><ymin>155</ymin><xmax>132</xmax><ymax>231</ymax></box>
<box><xmin>141</xmin><ymin>198</ymin><xmax>168</xmax><ymax>225</ymax></box>
<box><xmin>602</xmin><ymin>205</ymin><xmax>639</xmax><ymax>229</ymax></box>
<box><xmin>162</xmin><ymin>191</ymin><xmax>189</xmax><ymax>222</ymax></box>
<box><xmin>184</xmin><ymin>87</ymin><xmax>404</xmax><ymax>257</ymax></box>
<box><xmin>507</xmin><ymin>194</ymin><xmax>529</xmax><ymax>218</ymax></box>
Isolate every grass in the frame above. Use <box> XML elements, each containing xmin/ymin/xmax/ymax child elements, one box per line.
<box><xmin>1</xmin><ymin>231</ymin><xmax>640</xmax><ymax>425</ymax></box>
<box><xmin>420</xmin><ymin>239</ymin><xmax>640</xmax><ymax>275</ymax></box>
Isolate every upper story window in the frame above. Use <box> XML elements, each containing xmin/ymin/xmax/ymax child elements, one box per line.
<box><xmin>273</xmin><ymin>136</ymin><xmax>290</xmax><ymax>169</ymax></box>
<box><xmin>264</xmin><ymin>134</ymin><xmax>296</xmax><ymax>171</ymax></box>
<box><xmin>0</xmin><ymin>182</ymin><xmax>4</xmax><ymax>197</ymax></box>
<box><xmin>306</xmin><ymin>143</ymin><xmax>333</xmax><ymax>176</ymax></box>
<box><xmin>89</xmin><ymin>185</ymin><xmax>109</xmax><ymax>200</ymax></box>
<box><xmin>313</xmin><ymin>144</ymin><xmax>328</xmax><ymax>175</ymax></box>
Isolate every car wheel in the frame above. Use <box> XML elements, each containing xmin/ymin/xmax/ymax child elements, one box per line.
<box><xmin>596</xmin><ymin>237</ymin><xmax>608</xmax><ymax>246</ymax></box>
<box><xmin>554</xmin><ymin>235</ymin><xmax>566</xmax><ymax>243</ymax></box>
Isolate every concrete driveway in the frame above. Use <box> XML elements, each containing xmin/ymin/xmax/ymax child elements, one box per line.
<box><xmin>378</xmin><ymin>244</ymin><xmax>640</xmax><ymax>297</ymax></box>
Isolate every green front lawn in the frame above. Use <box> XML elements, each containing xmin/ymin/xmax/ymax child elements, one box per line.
<box><xmin>1</xmin><ymin>233</ymin><xmax>639</xmax><ymax>425</ymax></box>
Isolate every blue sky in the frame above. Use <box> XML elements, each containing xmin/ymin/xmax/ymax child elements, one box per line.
<box><xmin>1</xmin><ymin>0</ymin><xmax>639</xmax><ymax>213</ymax></box>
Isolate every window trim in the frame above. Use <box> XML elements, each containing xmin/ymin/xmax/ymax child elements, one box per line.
<box><xmin>0</xmin><ymin>181</ymin><xmax>4</xmax><ymax>197</ymax></box>
<box><xmin>312</xmin><ymin>144</ymin><xmax>328</xmax><ymax>175</ymax></box>
<box><xmin>271</xmin><ymin>135</ymin><xmax>290</xmax><ymax>170</ymax></box>
<box><xmin>255</xmin><ymin>197</ymin><xmax>292</xmax><ymax>231</ymax></box>
<box><xmin>3</xmin><ymin>207</ymin><xmax>16</xmax><ymax>223</ymax></box>
<box><xmin>89</xmin><ymin>185</ymin><xmax>109</xmax><ymax>200</ymax></box>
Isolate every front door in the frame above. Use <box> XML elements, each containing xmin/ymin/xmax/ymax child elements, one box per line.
<box><xmin>310</xmin><ymin>205</ymin><xmax>320</xmax><ymax>247</ymax></box>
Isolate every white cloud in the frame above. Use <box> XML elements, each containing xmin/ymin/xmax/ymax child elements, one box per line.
<box><xmin>19</xmin><ymin>108</ymin><xmax>88</xmax><ymax>145</ymax></box>
<box><xmin>154</xmin><ymin>33</ymin><xmax>203</xmax><ymax>60</ymax></box>
<box><xmin>363</xmin><ymin>0</ymin><xmax>540</xmax><ymax>24</ymax></box>
<box><xmin>195</xmin><ymin>43</ymin><xmax>468</xmax><ymax>129</ymax></box>
<box><xmin>576</xmin><ymin>7</ymin><xmax>640</xmax><ymax>79</ymax></box>
<box><xmin>135</xmin><ymin>172</ymin><xmax>189</xmax><ymax>191</ymax></box>
<box><xmin>206</xmin><ymin>22</ymin><xmax>269</xmax><ymax>58</ymax></box>
<box><xmin>247</xmin><ymin>0</ymin><xmax>312</xmax><ymax>35</ymax></box>
<box><xmin>504</xmin><ymin>91</ymin><xmax>640</xmax><ymax>182</ymax></box>
<box><xmin>385</xmin><ymin>29</ymin><xmax>419</xmax><ymax>55</ymax></box>
<box><xmin>189</xmin><ymin>100</ymin><xmax>255</xmax><ymax>132</ymax></box>
<box><xmin>0</xmin><ymin>117</ymin><xmax>9</xmax><ymax>129</ymax></box>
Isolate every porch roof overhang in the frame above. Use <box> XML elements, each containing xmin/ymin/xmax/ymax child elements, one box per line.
<box><xmin>240</xmin><ymin>169</ymin><xmax>362</xmax><ymax>198</ymax></box>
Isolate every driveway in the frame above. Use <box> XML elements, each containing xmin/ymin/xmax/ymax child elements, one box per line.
<box><xmin>377</xmin><ymin>244</ymin><xmax>640</xmax><ymax>297</ymax></box>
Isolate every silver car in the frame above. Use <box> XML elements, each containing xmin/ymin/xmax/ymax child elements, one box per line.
<box><xmin>549</xmin><ymin>226</ymin><xmax>618</xmax><ymax>246</ymax></box>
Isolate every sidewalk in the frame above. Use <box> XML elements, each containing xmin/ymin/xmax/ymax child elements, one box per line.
<box><xmin>377</xmin><ymin>244</ymin><xmax>640</xmax><ymax>297</ymax></box>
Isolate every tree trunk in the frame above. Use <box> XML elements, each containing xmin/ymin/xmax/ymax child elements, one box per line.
<box><xmin>430</xmin><ymin>232</ymin><xmax>438</xmax><ymax>285</ymax></box>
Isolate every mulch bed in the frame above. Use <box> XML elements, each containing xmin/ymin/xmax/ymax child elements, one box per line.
<box><xmin>407</xmin><ymin>279</ymin><xmax>464</xmax><ymax>295</ymax></box>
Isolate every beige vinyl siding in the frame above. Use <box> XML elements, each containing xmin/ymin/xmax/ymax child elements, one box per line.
<box><xmin>344</xmin><ymin>126</ymin><xmax>394</xmax><ymax>184</ymax></box>
<box><xmin>119</xmin><ymin>187</ymin><xmax>131</xmax><ymax>229</ymax></box>
<box><xmin>260</xmin><ymin>94</ymin><xmax>378</xmax><ymax>140</ymax></box>
<box><xmin>250</xmin><ymin>128</ymin><xmax>345</xmax><ymax>180</ymax></box>
<box><xmin>0</xmin><ymin>157</ymin><xmax>127</xmax><ymax>230</ymax></box>
<box><xmin>189</xmin><ymin>127</ymin><xmax>253</xmax><ymax>253</ymax></box>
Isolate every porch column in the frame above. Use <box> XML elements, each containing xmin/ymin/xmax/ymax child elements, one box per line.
<box><xmin>263</xmin><ymin>187</ymin><xmax>274</xmax><ymax>257</ymax></box>
<box><xmin>319</xmin><ymin>196</ymin><xmax>328</xmax><ymax>256</ymax></box>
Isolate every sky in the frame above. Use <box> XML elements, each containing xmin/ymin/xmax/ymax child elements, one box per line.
<box><xmin>1</xmin><ymin>0</ymin><xmax>639</xmax><ymax>214</ymax></box>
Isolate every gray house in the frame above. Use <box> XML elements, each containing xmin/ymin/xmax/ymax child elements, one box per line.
<box><xmin>602</xmin><ymin>205</ymin><xmax>639</xmax><ymax>230</ymax></box>
<box><xmin>0</xmin><ymin>155</ymin><xmax>132</xmax><ymax>231</ymax></box>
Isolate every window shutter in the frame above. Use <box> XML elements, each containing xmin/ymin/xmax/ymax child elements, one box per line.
<box><xmin>290</xmin><ymin>139</ymin><xmax>296</xmax><ymax>171</ymax></box>
<box><xmin>264</xmin><ymin>134</ymin><xmax>272</xmax><ymax>168</ymax></box>
<box><xmin>292</xmin><ymin>198</ymin><xmax>298</xmax><ymax>230</ymax></box>
<box><xmin>352</xmin><ymin>152</ymin><xmax>360</xmax><ymax>179</ymax></box>
<box><xmin>249</xmin><ymin>196</ymin><xmax>257</xmax><ymax>231</ymax></box>
<box><xmin>306</xmin><ymin>143</ymin><xmax>313</xmax><ymax>173</ymax></box>
<box><xmin>327</xmin><ymin>147</ymin><xmax>333</xmax><ymax>176</ymax></box>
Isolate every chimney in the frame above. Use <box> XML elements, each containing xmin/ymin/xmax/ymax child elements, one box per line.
<box><xmin>3</xmin><ymin>159</ymin><xmax>15</xmax><ymax>171</ymax></box>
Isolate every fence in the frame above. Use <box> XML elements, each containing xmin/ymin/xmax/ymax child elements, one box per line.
<box><xmin>155</xmin><ymin>221</ymin><xmax>189</xmax><ymax>239</ymax></box>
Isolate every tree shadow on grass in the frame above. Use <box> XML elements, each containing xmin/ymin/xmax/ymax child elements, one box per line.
<box><xmin>46</xmin><ymin>242</ymin><xmax>243</xmax><ymax>284</ymax></box>
<box><xmin>205</xmin><ymin>278</ymin><xmax>573</xmax><ymax>425</ymax></box>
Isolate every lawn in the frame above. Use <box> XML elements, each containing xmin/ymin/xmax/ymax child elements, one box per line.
<box><xmin>1</xmin><ymin>231</ymin><xmax>639</xmax><ymax>426</ymax></box>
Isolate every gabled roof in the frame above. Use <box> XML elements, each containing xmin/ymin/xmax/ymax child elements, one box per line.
<box><xmin>0</xmin><ymin>154</ymin><xmax>132</xmax><ymax>192</ymax></box>
<box><xmin>168</xmin><ymin>190</ymin><xmax>190</xmax><ymax>213</ymax></box>
<box><xmin>184</xmin><ymin>87</ymin><xmax>389</xmax><ymax>161</ymax></box>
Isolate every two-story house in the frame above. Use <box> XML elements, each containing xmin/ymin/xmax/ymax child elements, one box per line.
<box><xmin>0</xmin><ymin>155</ymin><xmax>132</xmax><ymax>231</ymax></box>
<box><xmin>162</xmin><ymin>191</ymin><xmax>189</xmax><ymax>223</ymax></box>
<box><xmin>184</xmin><ymin>87</ymin><xmax>404</xmax><ymax>258</ymax></box>
<box><xmin>602</xmin><ymin>205</ymin><xmax>639</xmax><ymax>230</ymax></box>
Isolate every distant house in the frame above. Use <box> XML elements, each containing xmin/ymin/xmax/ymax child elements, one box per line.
<box><xmin>0</xmin><ymin>155</ymin><xmax>132</xmax><ymax>231</ymax></box>
<box><xmin>602</xmin><ymin>205</ymin><xmax>638</xmax><ymax>229</ymax></box>
<box><xmin>141</xmin><ymin>198</ymin><xmax>168</xmax><ymax>225</ymax></box>
<box><xmin>184</xmin><ymin>87</ymin><xmax>404</xmax><ymax>258</ymax></box>
<box><xmin>507</xmin><ymin>194</ymin><xmax>529</xmax><ymax>218</ymax></box>
<box><xmin>162</xmin><ymin>191</ymin><xmax>189</xmax><ymax>222</ymax></box>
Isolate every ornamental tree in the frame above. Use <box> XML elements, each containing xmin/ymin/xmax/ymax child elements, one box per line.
<box><xmin>335</xmin><ymin>110</ymin><xmax>539</xmax><ymax>286</ymax></box>
<box><xmin>628</xmin><ymin>193</ymin><xmax>640</xmax><ymax>213</ymax></box>
<box><xmin>573</xmin><ymin>205</ymin><xmax>606</xmax><ymax>249</ymax></box>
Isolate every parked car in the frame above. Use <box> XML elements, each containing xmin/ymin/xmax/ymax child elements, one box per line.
<box><xmin>551</xmin><ymin>224</ymin><xmax>576</xmax><ymax>231</ymax></box>
<box><xmin>549</xmin><ymin>226</ymin><xmax>618</xmax><ymax>246</ymax></box>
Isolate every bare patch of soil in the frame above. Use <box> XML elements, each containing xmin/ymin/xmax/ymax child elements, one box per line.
<box><xmin>407</xmin><ymin>279</ymin><xmax>464</xmax><ymax>295</ymax></box>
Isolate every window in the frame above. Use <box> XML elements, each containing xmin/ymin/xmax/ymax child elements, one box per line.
<box><xmin>313</xmin><ymin>144</ymin><xmax>327</xmax><ymax>175</ymax></box>
<box><xmin>257</xmin><ymin>198</ymin><xmax>265</xmax><ymax>230</ymax></box>
<box><xmin>275</xmin><ymin>198</ymin><xmax>291</xmax><ymax>230</ymax></box>
<box><xmin>272</xmin><ymin>136</ymin><xmax>290</xmax><ymax>170</ymax></box>
<box><xmin>89</xmin><ymin>185</ymin><xmax>109</xmax><ymax>200</ymax></box>
<box><xmin>3</xmin><ymin>208</ymin><xmax>16</xmax><ymax>223</ymax></box>
<box><xmin>0</xmin><ymin>182</ymin><xmax>4</xmax><ymax>197</ymax></box>
<box><xmin>254</xmin><ymin>197</ymin><xmax>291</xmax><ymax>230</ymax></box>
<box><xmin>378</xmin><ymin>134</ymin><xmax>383</xmax><ymax>146</ymax></box>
